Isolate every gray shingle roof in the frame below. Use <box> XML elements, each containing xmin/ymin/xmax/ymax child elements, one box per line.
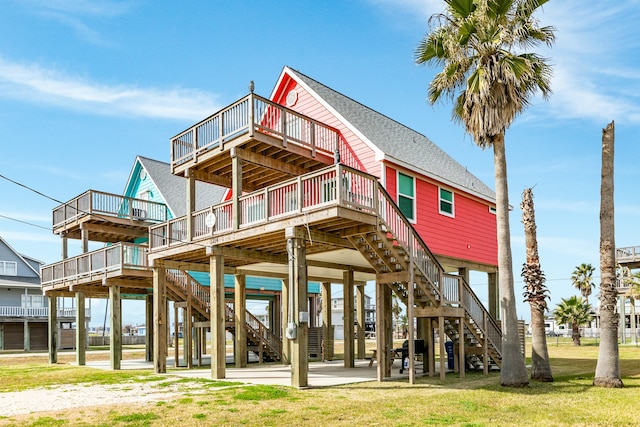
<box><xmin>285</xmin><ymin>67</ymin><xmax>496</xmax><ymax>202</ymax></box>
<box><xmin>137</xmin><ymin>156</ymin><xmax>227</xmax><ymax>217</ymax></box>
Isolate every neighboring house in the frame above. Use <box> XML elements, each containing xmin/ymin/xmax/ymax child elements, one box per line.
<box><xmin>1</xmin><ymin>236</ymin><xmax>89</xmax><ymax>351</ymax></box>
<box><xmin>123</xmin><ymin>155</ymin><xmax>320</xmax><ymax>300</ymax></box>
<box><xmin>0</xmin><ymin>236</ymin><xmax>46</xmax><ymax>350</ymax></box>
<box><xmin>330</xmin><ymin>293</ymin><xmax>375</xmax><ymax>340</ymax></box>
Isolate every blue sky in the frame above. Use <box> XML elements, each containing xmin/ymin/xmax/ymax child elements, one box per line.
<box><xmin>1</xmin><ymin>0</ymin><xmax>639</xmax><ymax>325</ymax></box>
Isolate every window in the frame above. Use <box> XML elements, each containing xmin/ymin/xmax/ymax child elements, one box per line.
<box><xmin>489</xmin><ymin>206</ymin><xmax>496</xmax><ymax>215</ymax></box>
<box><xmin>439</xmin><ymin>188</ymin><xmax>454</xmax><ymax>216</ymax></box>
<box><xmin>0</xmin><ymin>261</ymin><xmax>17</xmax><ymax>276</ymax></box>
<box><xmin>398</xmin><ymin>172</ymin><xmax>415</xmax><ymax>221</ymax></box>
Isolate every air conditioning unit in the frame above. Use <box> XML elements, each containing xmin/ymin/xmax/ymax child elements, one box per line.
<box><xmin>132</xmin><ymin>208</ymin><xmax>147</xmax><ymax>220</ymax></box>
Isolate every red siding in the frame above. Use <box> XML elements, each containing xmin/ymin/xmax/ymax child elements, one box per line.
<box><xmin>272</xmin><ymin>74</ymin><xmax>380</xmax><ymax>178</ymax></box>
<box><xmin>386</xmin><ymin>164</ymin><xmax>498</xmax><ymax>267</ymax></box>
<box><xmin>272</xmin><ymin>71</ymin><xmax>497</xmax><ymax>268</ymax></box>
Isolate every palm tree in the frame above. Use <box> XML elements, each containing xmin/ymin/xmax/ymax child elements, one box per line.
<box><xmin>553</xmin><ymin>296</ymin><xmax>592</xmax><ymax>346</ymax></box>
<box><xmin>520</xmin><ymin>188</ymin><xmax>552</xmax><ymax>381</ymax></box>
<box><xmin>415</xmin><ymin>0</ymin><xmax>555</xmax><ymax>387</ymax></box>
<box><xmin>594</xmin><ymin>121</ymin><xmax>623</xmax><ymax>388</ymax></box>
<box><xmin>571</xmin><ymin>263</ymin><xmax>596</xmax><ymax>303</ymax></box>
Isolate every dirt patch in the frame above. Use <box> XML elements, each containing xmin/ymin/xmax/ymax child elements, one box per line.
<box><xmin>0</xmin><ymin>379</ymin><xmax>196</xmax><ymax>416</ymax></box>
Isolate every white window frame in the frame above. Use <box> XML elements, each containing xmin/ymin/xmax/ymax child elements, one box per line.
<box><xmin>439</xmin><ymin>187</ymin><xmax>455</xmax><ymax>217</ymax></box>
<box><xmin>0</xmin><ymin>260</ymin><xmax>17</xmax><ymax>276</ymax></box>
<box><xmin>489</xmin><ymin>206</ymin><xmax>497</xmax><ymax>215</ymax></box>
<box><xmin>397</xmin><ymin>171</ymin><xmax>416</xmax><ymax>223</ymax></box>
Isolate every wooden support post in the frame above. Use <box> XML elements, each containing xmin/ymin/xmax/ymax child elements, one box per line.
<box><xmin>49</xmin><ymin>295</ymin><xmax>58</xmax><ymax>364</ymax></box>
<box><xmin>281</xmin><ymin>278</ymin><xmax>290</xmax><ymax>365</ymax></box>
<box><xmin>174</xmin><ymin>304</ymin><xmax>180</xmax><ymax>367</ymax></box>
<box><xmin>61</xmin><ymin>236</ymin><xmax>68</xmax><ymax>260</ymax></box>
<box><xmin>427</xmin><ymin>318</ymin><xmax>435</xmax><ymax>376</ymax></box>
<box><xmin>458</xmin><ymin>319</ymin><xmax>465</xmax><ymax>378</ymax></box>
<box><xmin>231</xmin><ymin>152</ymin><xmax>242</xmax><ymax>230</ymax></box>
<box><xmin>153</xmin><ymin>266</ymin><xmax>167</xmax><ymax>373</ymax></box>
<box><xmin>438</xmin><ymin>316</ymin><xmax>446</xmax><ymax>381</ymax></box>
<box><xmin>287</xmin><ymin>226</ymin><xmax>308</xmax><ymax>388</ymax></box>
<box><xmin>109</xmin><ymin>285</ymin><xmax>122</xmax><ymax>370</ymax></box>
<box><xmin>408</xmin><ymin>239</ymin><xmax>415</xmax><ymax>384</ymax></box>
<box><xmin>23</xmin><ymin>320</ymin><xmax>29</xmax><ymax>351</ymax></box>
<box><xmin>417</xmin><ymin>317</ymin><xmax>428</xmax><ymax>373</ymax></box>
<box><xmin>631</xmin><ymin>297</ymin><xmax>637</xmax><ymax>346</ymax></box>
<box><xmin>321</xmin><ymin>282</ymin><xmax>333</xmax><ymax>361</ymax></box>
<box><xmin>81</xmin><ymin>227</ymin><xmax>89</xmax><ymax>254</ymax></box>
<box><xmin>186</xmin><ymin>170</ymin><xmax>195</xmax><ymax>241</ymax></box>
<box><xmin>185</xmin><ymin>303</ymin><xmax>193</xmax><ymax>369</ymax></box>
<box><xmin>145</xmin><ymin>294</ymin><xmax>153</xmax><ymax>362</ymax></box>
<box><xmin>488</xmin><ymin>272</ymin><xmax>499</xmax><ymax>320</ymax></box>
<box><xmin>483</xmin><ymin>313</ymin><xmax>489</xmax><ymax>375</ymax></box>
<box><xmin>343</xmin><ymin>269</ymin><xmax>354</xmax><ymax>368</ymax></box>
<box><xmin>210</xmin><ymin>254</ymin><xmax>226</xmax><ymax>379</ymax></box>
<box><xmin>375</xmin><ymin>280</ymin><xmax>392</xmax><ymax>380</ymax></box>
<box><xmin>75</xmin><ymin>291</ymin><xmax>86</xmax><ymax>366</ymax></box>
<box><xmin>356</xmin><ymin>283</ymin><xmax>365</xmax><ymax>360</ymax></box>
<box><xmin>235</xmin><ymin>274</ymin><xmax>247</xmax><ymax>368</ymax></box>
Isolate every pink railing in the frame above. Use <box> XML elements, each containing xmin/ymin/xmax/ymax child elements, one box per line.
<box><xmin>171</xmin><ymin>93</ymin><xmax>356</xmax><ymax>171</ymax></box>
<box><xmin>150</xmin><ymin>164</ymin><xmax>377</xmax><ymax>250</ymax></box>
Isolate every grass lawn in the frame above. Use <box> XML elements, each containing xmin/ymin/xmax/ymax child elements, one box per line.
<box><xmin>0</xmin><ymin>342</ymin><xmax>638</xmax><ymax>426</ymax></box>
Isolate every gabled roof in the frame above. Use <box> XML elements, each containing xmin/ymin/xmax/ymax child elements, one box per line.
<box><xmin>131</xmin><ymin>156</ymin><xmax>228</xmax><ymax>218</ymax></box>
<box><xmin>0</xmin><ymin>235</ymin><xmax>41</xmax><ymax>279</ymax></box>
<box><xmin>279</xmin><ymin>67</ymin><xmax>496</xmax><ymax>202</ymax></box>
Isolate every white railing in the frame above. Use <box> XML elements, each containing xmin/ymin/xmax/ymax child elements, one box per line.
<box><xmin>41</xmin><ymin>243</ymin><xmax>149</xmax><ymax>287</ymax></box>
<box><xmin>0</xmin><ymin>306</ymin><xmax>91</xmax><ymax>318</ymax></box>
<box><xmin>150</xmin><ymin>164</ymin><xmax>377</xmax><ymax>250</ymax></box>
<box><xmin>617</xmin><ymin>246</ymin><xmax>640</xmax><ymax>263</ymax></box>
<box><xmin>52</xmin><ymin>190</ymin><xmax>168</xmax><ymax>229</ymax></box>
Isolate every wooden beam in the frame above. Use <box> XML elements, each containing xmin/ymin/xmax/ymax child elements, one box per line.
<box><xmin>190</xmin><ymin>169</ymin><xmax>232</xmax><ymax>189</ymax></box>
<box><xmin>208</xmin><ymin>246</ymin><xmax>287</xmax><ymax>264</ymax></box>
<box><xmin>79</xmin><ymin>222</ymin><xmax>147</xmax><ymax>240</ymax></box>
<box><xmin>233</xmin><ymin>147</ymin><xmax>308</xmax><ymax>177</ymax></box>
<box><xmin>376</xmin><ymin>271</ymin><xmax>410</xmax><ymax>284</ymax></box>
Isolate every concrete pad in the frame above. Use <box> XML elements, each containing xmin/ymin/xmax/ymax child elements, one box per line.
<box><xmin>85</xmin><ymin>357</ymin><xmax>440</xmax><ymax>388</ymax></box>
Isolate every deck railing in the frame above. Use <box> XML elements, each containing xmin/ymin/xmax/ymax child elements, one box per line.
<box><xmin>41</xmin><ymin>243</ymin><xmax>149</xmax><ymax>287</ymax></box>
<box><xmin>150</xmin><ymin>164</ymin><xmax>378</xmax><ymax>250</ymax></box>
<box><xmin>617</xmin><ymin>246</ymin><xmax>640</xmax><ymax>263</ymax></box>
<box><xmin>0</xmin><ymin>306</ymin><xmax>91</xmax><ymax>318</ymax></box>
<box><xmin>170</xmin><ymin>93</ymin><xmax>353</xmax><ymax>171</ymax></box>
<box><xmin>52</xmin><ymin>190</ymin><xmax>168</xmax><ymax>230</ymax></box>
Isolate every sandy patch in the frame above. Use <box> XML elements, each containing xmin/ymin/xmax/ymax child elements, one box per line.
<box><xmin>0</xmin><ymin>379</ymin><xmax>196</xmax><ymax>417</ymax></box>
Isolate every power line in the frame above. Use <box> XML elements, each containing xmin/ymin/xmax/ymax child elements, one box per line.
<box><xmin>0</xmin><ymin>173</ymin><xmax>64</xmax><ymax>205</ymax></box>
<box><xmin>0</xmin><ymin>213</ymin><xmax>51</xmax><ymax>231</ymax></box>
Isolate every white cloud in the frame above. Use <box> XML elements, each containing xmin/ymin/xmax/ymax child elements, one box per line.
<box><xmin>19</xmin><ymin>0</ymin><xmax>132</xmax><ymax>18</ymax></box>
<box><xmin>0</xmin><ymin>56</ymin><xmax>222</xmax><ymax>121</ymax></box>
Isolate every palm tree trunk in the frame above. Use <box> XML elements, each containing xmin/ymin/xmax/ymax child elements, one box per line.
<box><xmin>594</xmin><ymin>121</ymin><xmax>623</xmax><ymax>388</ymax></box>
<box><xmin>494</xmin><ymin>132</ymin><xmax>529</xmax><ymax>387</ymax></box>
<box><xmin>521</xmin><ymin>188</ymin><xmax>553</xmax><ymax>381</ymax></box>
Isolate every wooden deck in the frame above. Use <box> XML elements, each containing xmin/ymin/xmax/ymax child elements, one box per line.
<box><xmin>41</xmin><ymin>243</ymin><xmax>152</xmax><ymax>297</ymax></box>
<box><xmin>169</xmin><ymin>93</ymin><xmax>354</xmax><ymax>190</ymax></box>
<box><xmin>52</xmin><ymin>190</ymin><xmax>168</xmax><ymax>243</ymax></box>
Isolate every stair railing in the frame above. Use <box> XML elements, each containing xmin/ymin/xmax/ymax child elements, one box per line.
<box><xmin>376</xmin><ymin>182</ymin><xmax>502</xmax><ymax>359</ymax></box>
<box><xmin>376</xmin><ymin>184</ymin><xmax>443</xmax><ymax>301</ymax></box>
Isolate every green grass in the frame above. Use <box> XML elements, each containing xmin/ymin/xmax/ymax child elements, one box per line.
<box><xmin>1</xmin><ymin>344</ymin><xmax>639</xmax><ymax>426</ymax></box>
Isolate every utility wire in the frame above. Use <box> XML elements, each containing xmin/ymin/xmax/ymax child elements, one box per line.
<box><xmin>0</xmin><ymin>213</ymin><xmax>51</xmax><ymax>231</ymax></box>
<box><xmin>0</xmin><ymin>173</ymin><xmax>65</xmax><ymax>205</ymax></box>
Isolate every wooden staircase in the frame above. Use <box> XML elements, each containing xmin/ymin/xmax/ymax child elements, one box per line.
<box><xmin>164</xmin><ymin>269</ymin><xmax>282</xmax><ymax>362</ymax></box>
<box><xmin>347</xmin><ymin>184</ymin><xmax>503</xmax><ymax>370</ymax></box>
